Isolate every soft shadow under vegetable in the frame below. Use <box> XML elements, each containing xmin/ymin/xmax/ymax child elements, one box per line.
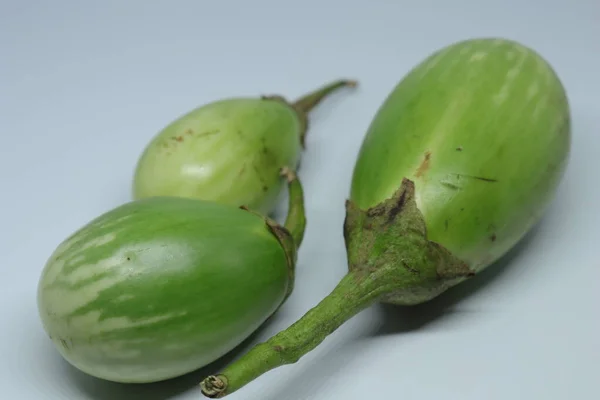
<box><xmin>242</xmin><ymin>220</ymin><xmax>543</xmax><ymax>400</ymax></box>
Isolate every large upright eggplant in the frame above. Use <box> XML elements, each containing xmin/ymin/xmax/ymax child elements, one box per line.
<box><xmin>200</xmin><ymin>37</ymin><xmax>571</xmax><ymax>398</ymax></box>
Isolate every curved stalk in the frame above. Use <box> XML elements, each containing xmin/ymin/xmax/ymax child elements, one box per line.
<box><xmin>292</xmin><ymin>79</ymin><xmax>357</xmax><ymax>146</ymax></box>
<box><xmin>293</xmin><ymin>79</ymin><xmax>358</xmax><ymax>115</ymax></box>
<box><xmin>262</xmin><ymin>79</ymin><xmax>357</xmax><ymax>147</ymax></box>
<box><xmin>199</xmin><ymin>269</ymin><xmax>391</xmax><ymax>398</ymax></box>
<box><xmin>200</xmin><ymin>179</ymin><xmax>475</xmax><ymax>398</ymax></box>
<box><xmin>280</xmin><ymin>167</ymin><xmax>306</xmax><ymax>248</ymax></box>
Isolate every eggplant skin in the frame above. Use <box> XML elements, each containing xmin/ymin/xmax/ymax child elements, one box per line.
<box><xmin>37</xmin><ymin>196</ymin><xmax>290</xmax><ymax>383</ymax></box>
<box><xmin>350</xmin><ymin>38</ymin><xmax>570</xmax><ymax>271</ymax></box>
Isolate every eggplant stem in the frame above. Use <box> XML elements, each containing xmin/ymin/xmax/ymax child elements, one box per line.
<box><xmin>292</xmin><ymin>79</ymin><xmax>357</xmax><ymax>146</ymax></box>
<box><xmin>293</xmin><ymin>79</ymin><xmax>357</xmax><ymax>114</ymax></box>
<box><xmin>199</xmin><ymin>269</ymin><xmax>392</xmax><ymax>398</ymax></box>
<box><xmin>281</xmin><ymin>167</ymin><xmax>306</xmax><ymax>248</ymax></box>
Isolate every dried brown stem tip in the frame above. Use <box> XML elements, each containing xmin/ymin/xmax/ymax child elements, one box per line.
<box><xmin>280</xmin><ymin>166</ymin><xmax>297</xmax><ymax>183</ymax></box>
<box><xmin>200</xmin><ymin>375</ymin><xmax>227</xmax><ymax>398</ymax></box>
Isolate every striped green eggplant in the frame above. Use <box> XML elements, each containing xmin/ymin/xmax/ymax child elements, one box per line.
<box><xmin>132</xmin><ymin>79</ymin><xmax>356</xmax><ymax>215</ymax></box>
<box><xmin>37</xmin><ymin>169</ymin><xmax>305</xmax><ymax>383</ymax></box>
<box><xmin>200</xmin><ymin>37</ymin><xmax>571</xmax><ymax>398</ymax></box>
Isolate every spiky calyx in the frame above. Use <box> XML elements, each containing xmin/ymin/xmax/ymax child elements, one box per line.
<box><xmin>344</xmin><ymin>178</ymin><xmax>475</xmax><ymax>305</ymax></box>
<box><xmin>199</xmin><ymin>178</ymin><xmax>475</xmax><ymax>398</ymax></box>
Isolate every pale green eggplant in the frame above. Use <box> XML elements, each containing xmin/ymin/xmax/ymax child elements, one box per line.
<box><xmin>133</xmin><ymin>79</ymin><xmax>356</xmax><ymax>214</ymax></box>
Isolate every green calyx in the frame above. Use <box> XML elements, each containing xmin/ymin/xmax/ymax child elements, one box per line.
<box><xmin>344</xmin><ymin>178</ymin><xmax>475</xmax><ymax>305</ymax></box>
<box><xmin>199</xmin><ymin>178</ymin><xmax>474</xmax><ymax>398</ymax></box>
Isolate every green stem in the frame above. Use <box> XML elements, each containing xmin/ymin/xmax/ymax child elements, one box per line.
<box><xmin>199</xmin><ymin>269</ymin><xmax>393</xmax><ymax>398</ymax></box>
<box><xmin>292</xmin><ymin>79</ymin><xmax>357</xmax><ymax>146</ymax></box>
<box><xmin>293</xmin><ymin>79</ymin><xmax>357</xmax><ymax>114</ymax></box>
<box><xmin>280</xmin><ymin>167</ymin><xmax>306</xmax><ymax>248</ymax></box>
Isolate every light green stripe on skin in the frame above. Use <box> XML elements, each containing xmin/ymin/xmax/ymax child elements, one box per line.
<box><xmin>37</xmin><ymin>197</ymin><xmax>290</xmax><ymax>383</ymax></box>
<box><xmin>350</xmin><ymin>38</ymin><xmax>570</xmax><ymax>271</ymax></box>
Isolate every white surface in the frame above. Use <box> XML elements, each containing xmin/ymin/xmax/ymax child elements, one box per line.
<box><xmin>2</xmin><ymin>1</ymin><xmax>599</xmax><ymax>399</ymax></box>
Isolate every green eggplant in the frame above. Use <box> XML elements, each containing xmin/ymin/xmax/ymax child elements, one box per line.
<box><xmin>37</xmin><ymin>168</ymin><xmax>305</xmax><ymax>384</ymax></box>
<box><xmin>132</xmin><ymin>79</ymin><xmax>357</xmax><ymax>214</ymax></box>
<box><xmin>200</xmin><ymin>37</ymin><xmax>571</xmax><ymax>398</ymax></box>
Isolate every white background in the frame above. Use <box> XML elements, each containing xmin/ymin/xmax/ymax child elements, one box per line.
<box><xmin>2</xmin><ymin>1</ymin><xmax>599</xmax><ymax>399</ymax></box>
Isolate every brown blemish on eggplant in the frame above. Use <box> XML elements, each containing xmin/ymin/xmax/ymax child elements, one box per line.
<box><xmin>260</xmin><ymin>145</ymin><xmax>279</xmax><ymax>167</ymax></box>
<box><xmin>364</xmin><ymin>179</ymin><xmax>413</xmax><ymax>225</ymax></box>
<box><xmin>197</xmin><ymin>129</ymin><xmax>221</xmax><ymax>138</ymax></box>
<box><xmin>401</xmin><ymin>261</ymin><xmax>419</xmax><ymax>275</ymax></box>
<box><xmin>456</xmin><ymin>146</ymin><xmax>463</xmax><ymax>151</ymax></box>
<box><xmin>185</xmin><ymin>129</ymin><xmax>194</xmax><ymax>135</ymax></box>
<box><xmin>262</xmin><ymin>185</ymin><xmax>268</xmax><ymax>192</ymax></box>
<box><xmin>455</xmin><ymin>173</ymin><xmax>497</xmax><ymax>182</ymax></box>
<box><xmin>252</xmin><ymin>163</ymin><xmax>268</xmax><ymax>186</ymax></box>
<box><xmin>471</xmin><ymin>176</ymin><xmax>497</xmax><ymax>182</ymax></box>
<box><xmin>441</xmin><ymin>181</ymin><xmax>461</xmax><ymax>190</ymax></box>
<box><xmin>490</xmin><ymin>233</ymin><xmax>497</xmax><ymax>242</ymax></box>
<box><xmin>444</xmin><ymin>173</ymin><xmax>497</xmax><ymax>184</ymax></box>
<box><xmin>415</xmin><ymin>151</ymin><xmax>432</xmax><ymax>178</ymax></box>
<box><xmin>386</xmin><ymin>187</ymin><xmax>409</xmax><ymax>224</ymax></box>
<box><xmin>171</xmin><ymin>136</ymin><xmax>184</xmax><ymax>142</ymax></box>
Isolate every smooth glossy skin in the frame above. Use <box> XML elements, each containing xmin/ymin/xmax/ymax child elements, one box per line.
<box><xmin>133</xmin><ymin>98</ymin><xmax>302</xmax><ymax>214</ymax></box>
<box><xmin>350</xmin><ymin>38</ymin><xmax>571</xmax><ymax>270</ymax></box>
<box><xmin>37</xmin><ymin>197</ymin><xmax>290</xmax><ymax>383</ymax></box>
